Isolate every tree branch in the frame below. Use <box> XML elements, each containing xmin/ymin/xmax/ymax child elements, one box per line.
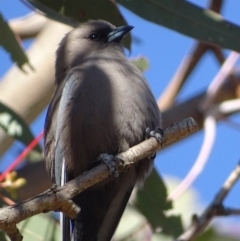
<box><xmin>162</xmin><ymin>76</ymin><xmax>240</xmax><ymax>129</ymax></box>
<box><xmin>9</xmin><ymin>13</ymin><xmax>47</xmax><ymax>39</ymax></box>
<box><xmin>168</xmin><ymin>114</ymin><xmax>217</xmax><ymax>200</ymax></box>
<box><xmin>176</xmin><ymin>161</ymin><xmax>240</xmax><ymax>241</ymax></box>
<box><xmin>0</xmin><ymin>118</ymin><xmax>198</xmax><ymax>241</ymax></box>
<box><xmin>158</xmin><ymin>42</ymin><xmax>208</xmax><ymax>111</ymax></box>
<box><xmin>0</xmin><ymin>19</ymin><xmax>72</xmax><ymax>155</ymax></box>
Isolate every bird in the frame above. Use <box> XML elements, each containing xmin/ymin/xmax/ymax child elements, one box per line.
<box><xmin>44</xmin><ymin>20</ymin><xmax>162</xmax><ymax>241</ymax></box>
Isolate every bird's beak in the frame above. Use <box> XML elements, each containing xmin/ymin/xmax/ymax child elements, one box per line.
<box><xmin>108</xmin><ymin>25</ymin><xmax>134</xmax><ymax>43</ymax></box>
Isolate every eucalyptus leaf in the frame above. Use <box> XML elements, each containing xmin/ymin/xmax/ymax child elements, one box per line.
<box><xmin>18</xmin><ymin>213</ymin><xmax>60</xmax><ymax>241</ymax></box>
<box><xmin>134</xmin><ymin>169</ymin><xmax>183</xmax><ymax>237</ymax></box>
<box><xmin>0</xmin><ymin>230</ymin><xmax>8</xmax><ymax>241</ymax></box>
<box><xmin>118</xmin><ymin>0</ymin><xmax>240</xmax><ymax>52</ymax></box>
<box><xmin>24</xmin><ymin>0</ymin><xmax>132</xmax><ymax>49</ymax></box>
<box><xmin>0</xmin><ymin>102</ymin><xmax>42</xmax><ymax>154</ymax></box>
<box><xmin>114</xmin><ymin>205</ymin><xmax>146</xmax><ymax>241</ymax></box>
<box><xmin>130</xmin><ymin>55</ymin><xmax>149</xmax><ymax>72</ymax></box>
<box><xmin>0</xmin><ymin>13</ymin><xmax>29</xmax><ymax>69</ymax></box>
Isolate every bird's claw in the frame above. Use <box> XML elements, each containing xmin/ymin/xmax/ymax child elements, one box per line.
<box><xmin>97</xmin><ymin>153</ymin><xmax>119</xmax><ymax>177</ymax></box>
<box><xmin>145</xmin><ymin>127</ymin><xmax>164</xmax><ymax>143</ymax></box>
<box><xmin>145</xmin><ymin>127</ymin><xmax>163</xmax><ymax>160</ymax></box>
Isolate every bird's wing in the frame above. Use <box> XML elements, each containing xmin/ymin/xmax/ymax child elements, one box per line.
<box><xmin>44</xmin><ymin>87</ymin><xmax>61</xmax><ymax>182</ymax></box>
<box><xmin>54</xmin><ymin>73</ymin><xmax>79</xmax><ymax>241</ymax></box>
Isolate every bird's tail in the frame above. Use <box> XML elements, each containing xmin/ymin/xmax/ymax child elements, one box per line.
<box><xmin>71</xmin><ymin>170</ymin><xmax>136</xmax><ymax>241</ymax></box>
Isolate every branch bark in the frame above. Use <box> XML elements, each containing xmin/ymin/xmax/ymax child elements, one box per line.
<box><xmin>176</xmin><ymin>161</ymin><xmax>240</xmax><ymax>241</ymax></box>
<box><xmin>162</xmin><ymin>76</ymin><xmax>240</xmax><ymax>129</ymax></box>
<box><xmin>9</xmin><ymin>13</ymin><xmax>47</xmax><ymax>39</ymax></box>
<box><xmin>0</xmin><ymin>118</ymin><xmax>198</xmax><ymax>241</ymax></box>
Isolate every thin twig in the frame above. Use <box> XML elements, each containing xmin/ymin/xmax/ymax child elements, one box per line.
<box><xmin>218</xmin><ymin>99</ymin><xmax>240</xmax><ymax>115</ymax></box>
<box><xmin>0</xmin><ymin>193</ymin><xmax>15</xmax><ymax>205</ymax></box>
<box><xmin>223</xmin><ymin>207</ymin><xmax>240</xmax><ymax>216</ymax></box>
<box><xmin>158</xmin><ymin>43</ymin><xmax>208</xmax><ymax>111</ymax></box>
<box><xmin>168</xmin><ymin>50</ymin><xmax>240</xmax><ymax>200</ymax></box>
<box><xmin>201</xmin><ymin>51</ymin><xmax>240</xmax><ymax>111</ymax></box>
<box><xmin>168</xmin><ymin>114</ymin><xmax>216</xmax><ymax>201</ymax></box>
<box><xmin>176</xmin><ymin>162</ymin><xmax>240</xmax><ymax>241</ymax></box>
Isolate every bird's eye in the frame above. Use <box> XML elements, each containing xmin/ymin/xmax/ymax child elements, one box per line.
<box><xmin>89</xmin><ymin>33</ymin><xmax>99</xmax><ymax>40</ymax></box>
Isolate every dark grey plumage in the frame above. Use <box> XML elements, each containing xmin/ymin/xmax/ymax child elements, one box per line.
<box><xmin>44</xmin><ymin>20</ymin><xmax>161</xmax><ymax>241</ymax></box>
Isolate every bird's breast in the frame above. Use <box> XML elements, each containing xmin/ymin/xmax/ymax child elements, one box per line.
<box><xmin>61</xmin><ymin>58</ymin><xmax>160</xmax><ymax>178</ymax></box>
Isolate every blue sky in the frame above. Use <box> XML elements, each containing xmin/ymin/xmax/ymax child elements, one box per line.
<box><xmin>1</xmin><ymin>0</ymin><xmax>240</xmax><ymax>227</ymax></box>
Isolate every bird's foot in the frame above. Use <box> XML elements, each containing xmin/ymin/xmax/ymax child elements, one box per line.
<box><xmin>97</xmin><ymin>153</ymin><xmax>119</xmax><ymax>177</ymax></box>
<box><xmin>145</xmin><ymin>127</ymin><xmax>164</xmax><ymax>143</ymax></box>
<box><xmin>145</xmin><ymin>127</ymin><xmax>164</xmax><ymax>160</ymax></box>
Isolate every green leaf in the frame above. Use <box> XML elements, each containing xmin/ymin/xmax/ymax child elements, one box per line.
<box><xmin>130</xmin><ymin>55</ymin><xmax>150</xmax><ymax>72</ymax></box>
<box><xmin>0</xmin><ymin>13</ymin><xmax>30</xmax><ymax>70</ymax></box>
<box><xmin>164</xmin><ymin>176</ymin><xmax>203</xmax><ymax>228</ymax></box>
<box><xmin>134</xmin><ymin>168</ymin><xmax>183</xmax><ymax>237</ymax></box>
<box><xmin>18</xmin><ymin>213</ymin><xmax>60</xmax><ymax>241</ymax></box>
<box><xmin>152</xmin><ymin>233</ymin><xmax>172</xmax><ymax>241</ymax></box>
<box><xmin>118</xmin><ymin>0</ymin><xmax>240</xmax><ymax>52</ymax></box>
<box><xmin>25</xmin><ymin>0</ymin><xmax>132</xmax><ymax>49</ymax></box>
<box><xmin>114</xmin><ymin>205</ymin><xmax>146</xmax><ymax>241</ymax></box>
<box><xmin>0</xmin><ymin>230</ymin><xmax>8</xmax><ymax>241</ymax></box>
<box><xmin>0</xmin><ymin>102</ymin><xmax>42</xmax><ymax>154</ymax></box>
<box><xmin>25</xmin><ymin>0</ymin><xmax>78</xmax><ymax>26</ymax></box>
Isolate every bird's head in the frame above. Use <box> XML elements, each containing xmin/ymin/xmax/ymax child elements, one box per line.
<box><xmin>55</xmin><ymin>20</ymin><xmax>133</xmax><ymax>84</ymax></box>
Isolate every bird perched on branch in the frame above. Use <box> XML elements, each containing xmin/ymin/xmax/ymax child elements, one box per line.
<box><xmin>44</xmin><ymin>20</ymin><xmax>161</xmax><ymax>241</ymax></box>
